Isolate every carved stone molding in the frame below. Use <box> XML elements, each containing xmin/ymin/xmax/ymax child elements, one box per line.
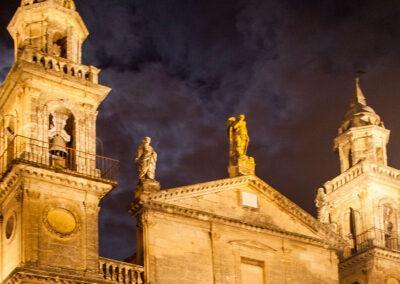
<box><xmin>141</xmin><ymin>200</ymin><xmax>342</xmax><ymax>250</ymax></box>
<box><xmin>133</xmin><ymin>175</ymin><xmax>346</xmax><ymax>249</ymax></box>
<box><xmin>42</xmin><ymin>205</ymin><xmax>81</xmax><ymax>239</ymax></box>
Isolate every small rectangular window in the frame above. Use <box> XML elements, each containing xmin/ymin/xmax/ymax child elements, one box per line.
<box><xmin>241</xmin><ymin>258</ymin><xmax>264</xmax><ymax>284</ymax></box>
<box><xmin>241</xmin><ymin>191</ymin><xmax>258</xmax><ymax>208</ymax></box>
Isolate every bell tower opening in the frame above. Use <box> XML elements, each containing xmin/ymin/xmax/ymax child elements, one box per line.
<box><xmin>51</xmin><ymin>33</ymin><xmax>68</xmax><ymax>58</ymax></box>
<box><xmin>48</xmin><ymin>108</ymin><xmax>75</xmax><ymax>169</ymax></box>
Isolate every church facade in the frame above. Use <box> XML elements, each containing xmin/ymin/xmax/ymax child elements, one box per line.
<box><xmin>0</xmin><ymin>1</ymin><xmax>399</xmax><ymax>284</ymax></box>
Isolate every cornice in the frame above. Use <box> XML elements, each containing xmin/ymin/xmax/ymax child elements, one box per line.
<box><xmin>324</xmin><ymin>161</ymin><xmax>400</xmax><ymax>194</ymax></box>
<box><xmin>339</xmin><ymin>247</ymin><xmax>400</xmax><ymax>270</ymax></box>
<box><xmin>0</xmin><ymin>164</ymin><xmax>113</xmax><ymax>204</ymax></box>
<box><xmin>135</xmin><ymin>199</ymin><xmax>344</xmax><ymax>250</ymax></box>
<box><xmin>0</xmin><ymin>60</ymin><xmax>110</xmax><ymax>111</ymax></box>
<box><xmin>149</xmin><ymin>175</ymin><xmax>250</xmax><ymax>201</ymax></box>
<box><xmin>4</xmin><ymin>267</ymin><xmax>105</xmax><ymax>284</ymax></box>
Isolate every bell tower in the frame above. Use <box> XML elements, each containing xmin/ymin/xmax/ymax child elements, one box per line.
<box><xmin>10</xmin><ymin>0</ymin><xmax>84</xmax><ymax>63</ymax></box>
<box><xmin>334</xmin><ymin>77</ymin><xmax>389</xmax><ymax>173</ymax></box>
<box><xmin>0</xmin><ymin>1</ymin><xmax>118</xmax><ymax>283</ymax></box>
<box><xmin>317</xmin><ymin>77</ymin><xmax>400</xmax><ymax>284</ymax></box>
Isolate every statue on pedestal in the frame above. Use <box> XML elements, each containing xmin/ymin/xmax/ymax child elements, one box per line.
<box><xmin>227</xmin><ymin>114</ymin><xmax>250</xmax><ymax>162</ymax></box>
<box><xmin>135</xmin><ymin>137</ymin><xmax>160</xmax><ymax>196</ymax></box>
<box><xmin>227</xmin><ymin>115</ymin><xmax>255</xmax><ymax>177</ymax></box>
<box><xmin>135</xmin><ymin>137</ymin><xmax>157</xmax><ymax>182</ymax></box>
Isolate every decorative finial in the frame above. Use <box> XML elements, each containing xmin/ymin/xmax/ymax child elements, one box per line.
<box><xmin>353</xmin><ymin>71</ymin><xmax>367</xmax><ymax>106</ymax></box>
<box><xmin>227</xmin><ymin>115</ymin><xmax>255</xmax><ymax>177</ymax></box>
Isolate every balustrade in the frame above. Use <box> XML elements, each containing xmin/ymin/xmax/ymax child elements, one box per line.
<box><xmin>355</xmin><ymin>228</ymin><xmax>400</xmax><ymax>253</ymax></box>
<box><xmin>99</xmin><ymin>257</ymin><xmax>144</xmax><ymax>284</ymax></box>
<box><xmin>21</xmin><ymin>48</ymin><xmax>100</xmax><ymax>83</ymax></box>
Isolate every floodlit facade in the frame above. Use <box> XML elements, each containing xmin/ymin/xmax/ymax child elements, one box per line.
<box><xmin>0</xmin><ymin>1</ymin><xmax>399</xmax><ymax>284</ymax></box>
<box><xmin>318</xmin><ymin>78</ymin><xmax>400</xmax><ymax>283</ymax></box>
<box><xmin>0</xmin><ymin>0</ymin><xmax>143</xmax><ymax>283</ymax></box>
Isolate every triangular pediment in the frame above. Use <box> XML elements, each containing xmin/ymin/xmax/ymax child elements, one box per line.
<box><xmin>146</xmin><ymin>175</ymin><xmax>344</xmax><ymax>248</ymax></box>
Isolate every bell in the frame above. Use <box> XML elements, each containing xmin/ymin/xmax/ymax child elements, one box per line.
<box><xmin>50</xmin><ymin>135</ymin><xmax>68</xmax><ymax>158</ymax></box>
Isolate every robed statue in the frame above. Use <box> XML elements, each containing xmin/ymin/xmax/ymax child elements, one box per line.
<box><xmin>316</xmin><ymin>188</ymin><xmax>329</xmax><ymax>224</ymax></box>
<box><xmin>227</xmin><ymin>114</ymin><xmax>250</xmax><ymax>162</ymax></box>
<box><xmin>135</xmin><ymin>137</ymin><xmax>157</xmax><ymax>182</ymax></box>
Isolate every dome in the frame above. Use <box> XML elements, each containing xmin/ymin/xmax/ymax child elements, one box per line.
<box><xmin>339</xmin><ymin>77</ymin><xmax>384</xmax><ymax>134</ymax></box>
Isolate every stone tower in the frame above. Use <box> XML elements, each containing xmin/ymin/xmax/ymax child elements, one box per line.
<box><xmin>317</xmin><ymin>77</ymin><xmax>400</xmax><ymax>284</ymax></box>
<box><xmin>0</xmin><ymin>0</ymin><xmax>118</xmax><ymax>282</ymax></box>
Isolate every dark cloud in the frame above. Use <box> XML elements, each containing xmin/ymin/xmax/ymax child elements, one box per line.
<box><xmin>2</xmin><ymin>0</ymin><xmax>400</xmax><ymax>260</ymax></box>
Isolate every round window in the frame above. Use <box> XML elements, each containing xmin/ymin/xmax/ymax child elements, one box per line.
<box><xmin>5</xmin><ymin>215</ymin><xmax>15</xmax><ymax>240</ymax></box>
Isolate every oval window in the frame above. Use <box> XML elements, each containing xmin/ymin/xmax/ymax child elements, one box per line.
<box><xmin>5</xmin><ymin>215</ymin><xmax>15</xmax><ymax>240</ymax></box>
<box><xmin>46</xmin><ymin>208</ymin><xmax>77</xmax><ymax>236</ymax></box>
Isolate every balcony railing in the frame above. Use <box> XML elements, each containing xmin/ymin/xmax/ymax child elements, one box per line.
<box><xmin>0</xmin><ymin>135</ymin><xmax>118</xmax><ymax>184</ymax></box>
<box><xmin>21</xmin><ymin>48</ymin><xmax>100</xmax><ymax>84</ymax></box>
<box><xmin>355</xmin><ymin>228</ymin><xmax>400</xmax><ymax>253</ymax></box>
<box><xmin>99</xmin><ymin>257</ymin><xmax>144</xmax><ymax>284</ymax></box>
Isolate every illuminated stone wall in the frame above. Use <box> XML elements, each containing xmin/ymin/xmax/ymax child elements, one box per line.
<box><xmin>134</xmin><ymin>176</ymin><xmax>342</xmax><ymax>284</ymax></box>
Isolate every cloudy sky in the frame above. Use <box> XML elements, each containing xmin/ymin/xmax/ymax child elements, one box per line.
<box><xmin>2</xmin><ymin>0</ymin><xmax>400</xmax><ymax>260</ymax></box>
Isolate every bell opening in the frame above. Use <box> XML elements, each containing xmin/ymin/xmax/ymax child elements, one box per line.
<box><xmin>50</xmin><ymin>135</ymin><xmax>68</xmax><ymax>159</ymax></box>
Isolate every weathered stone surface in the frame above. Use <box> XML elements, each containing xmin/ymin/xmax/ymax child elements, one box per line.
<box><xmin>132</xmin><ymin>176</ymin><xmax>342</xmax><ymax>284</ymax></box>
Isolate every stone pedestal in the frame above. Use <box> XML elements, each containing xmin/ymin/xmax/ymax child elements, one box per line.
<box><xmin>135</xmin><ymin>179</ymin><xmax>161</xmax><ymax>200</ymax></box>
<box><xmin>228</xmin><ymin>155</ymin><xmax>256</xmax><ymax>178</ymax></box>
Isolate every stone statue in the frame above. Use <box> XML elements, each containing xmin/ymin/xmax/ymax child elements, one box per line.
<box><xmin>227</xmin><ymin>116</ymin><xmax>237</xmax><ymax>162</ymax></box>
<box><xmin>227</xmin><ymin>114</ymin><xmax>250</xmax><ymax>161</ymax></box>
<box><xmin>227</xmin><ymin>114</ymin><xmax>255</xmax><ymax>177</ymax></box>
<box><xmin>135</xmin><ymin>137</ymin><xmax>157</xmax><ymax>182</ymax></box>
<box><xmin>383</xmin><ymin>205</ymin><xmax>394</xmax><ymax>237</ymax></box>
<box><xmin>316</xmin><ymin>188</ymin><xmax>329</xmax><ymax>224</ymax></box>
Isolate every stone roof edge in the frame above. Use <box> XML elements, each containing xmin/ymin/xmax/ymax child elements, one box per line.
<box><xmin>248</xmin><ymin>176</ymin><xmax>347</xmax><ymax>247</ymax></box>
<box><xmin>324</xmin><ymin>161</ymin><xmax>400</xmax><ymax>194</ymax></box>
<box><xmin>4</xmin><ymin>266</ymin><xmax>105</xmax><ymax>284</ymax></box>
<box><xmin>139</xmin><ymin>200</ymin><xmax>342</xmax><ymax>250</ymax></box>
<box><xmin>339</xmin><ymin>247</ymin><xmax>400</xmax><ymax>269</ymax></box>
<box><xmin>149</xmin><ymin>175</ymin><xmax>250</xmax><ymax>200</ymax></box>
<box><xmin>146</xmin><ymin>175</ymin><xmax>345</xmax><ymax>247</ymax></box>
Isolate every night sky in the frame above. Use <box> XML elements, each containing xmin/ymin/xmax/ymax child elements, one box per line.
<box><xmin>2</xmin><ymin>0</ymin><xmax>400</xmax><ymax>261</ymax></box>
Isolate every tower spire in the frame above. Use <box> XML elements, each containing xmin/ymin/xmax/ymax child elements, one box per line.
<box><xmin>352</xmin><ymin>76</ymin><xmax>367</xmax><ymax>106</ymax></box>
<box><xmin>335</xmin><ymin>76</ymin><xmax>389</xmax><ymax>173</ymax></box>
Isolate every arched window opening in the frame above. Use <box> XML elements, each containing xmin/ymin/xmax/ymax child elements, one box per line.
<box><xmin>5</xmin><ymin>116</ymin><xmax>16</xmax><ymax>166</ymax></box>
<box><xmin>348</xmin><ymin>148</ymin><xmax>353</xmax><ymax>168</ymax></box>
<box><xmin>48</xmin><ymin>108</ymin><xmax>75</xmax><ymax>170</ymax></box>
<box><xmin>349</xmin><ymin>208</ymin><xmax>358</xmax><ymax>253</ymax></box>
<box><xmin>51</xmin><ymin>33</ymin><xmax>68</xmax><ymax>58</ymax></box>
<box><xmin>376</xmin><ymin>147</ymin><xmax>384</xmax><ymax>164</ymax></box>
<box><xmin>383</xmin><ymin>204</ymin><xmax>398</xmax><ymax>250</ymax></box>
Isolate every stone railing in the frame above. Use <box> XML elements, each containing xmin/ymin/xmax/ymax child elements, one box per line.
<box><xmin>99</xmin><ymin>257</ymin><xmax>144</xmax><ymax>284</ymax></box>
<box><xmin>325</xmin><ymin>162</ymin><xmax>400</xmax><ymax>193</ymax></box>
<box><xmin>325</xmin><ymin>163</ymin><xmax>364</xmax><ymax>193</ymax></box>
<box><xmin>356</xmin><ymin>227</ymin><xmax>400</xmax><ymax>253</ymax></box>
<box><xmin>21</xmin><ymin>48</ymin><xmax>100</xmax><ymax>84</ymax></box>
<box><xmin>369</xmin><ymin>163</ymin><xmax>400</xmax><ymax>180</ymax></box>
